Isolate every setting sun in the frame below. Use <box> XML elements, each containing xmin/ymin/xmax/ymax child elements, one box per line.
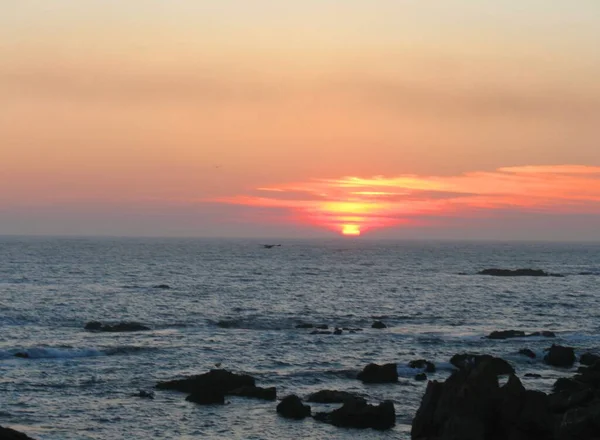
<box><xmin>341</xmin><ymin>224</ymin><xmax>361</xmax><ymax>236</ymax></box>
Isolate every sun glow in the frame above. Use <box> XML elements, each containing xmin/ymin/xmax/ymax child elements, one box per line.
<box><xmin>341</xmin><ymin>224</ymin><xmax>361</xmax><ymax>236</ymax></box>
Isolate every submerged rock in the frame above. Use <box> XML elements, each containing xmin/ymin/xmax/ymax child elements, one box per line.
<box><xmin>478</xmin><ymin>268</ymin><xmax>563</xmax><ymax>277</ymax></box>
<box><xmin>488</xmin><ymin>330</ymin><xmax>526</xmax><ymax>339</ymax></box>
<box><xmin>228</xmin><ymin>385</ymin><xmax>276</xmax><ymax>401</ymax></box>
<box><xmin>276</xmin><ymin>395</ymin><xmax>311</xmax><ymax>419</ymax></box>
<box><xmin>415</xmin><ymin>373</ymin><xmax>427</xmax><ymax>381</ymax></box>
<box><xmin>295</xmin><ymin>323</ymin><xmax>314</xmax><ymax>329</ymax></box>
<box><xmin>14</xmin><ymin>352</ymin><xmax>29</xmax><ymax>358</ymax></box>
<box><xmin>134</xmin><ymin>390</ymin><xmax>155</xmax><ymax>399</ymax></box>
<box><xmin>357</xmin><ymin>363</ymin><xmax>398</xmax><ymax>383</ymax></box>
<box><xmin>84</xmin><ymin>321</ymin><xmax>150</xmax><ymax>332</ymax></box>
<box><xmin>408</xmin><ymin>359</ymin><xmax>436</xmax><ymax>372</ymax></box>
<box><xmin>152</xmin><ymin>284</ymin><xmax>171</xmax><ymax>289</ymax></box>
<box><xmin>544</xmin><ymin>344</ymin><xmax>576</xmax><ymax>367</ymax></box>
<box><xmin>0</xmin><ymin>426</ymin><xmax>37</xmax><ymax>440</ymax></box>
<box><xmin>156</xmin><ymin>369</ymin><xmax>255</xmax><ymax>394</ymax></box>
<box><xmin>371</xmin><ymin>321</ymin><xmax>387</xmax><ymax>329</ymax></box>
<box><xmin>519</xmin><ymin>348</ymin><xmax>537</xmax><ymax>359</ymax></box>
<box><xmin>314</xmin><ymin>399</ymin><xmax>395</xmax><ymax>430</ymax></box>
<box><xmin>306</xmin><ymin>390</ymin><xmax>362</xmax><ymax>404</ymax></box>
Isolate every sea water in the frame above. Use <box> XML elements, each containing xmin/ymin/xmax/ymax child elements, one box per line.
<box><xmin>1</xmin><ymin>237</ymin><xmax>599</xmax><ymax>439</ymax></box>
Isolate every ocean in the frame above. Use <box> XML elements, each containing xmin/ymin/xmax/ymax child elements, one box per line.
<box><xmin>1</xmin><ymin>237</ymin><xmax>599</xmax><ymax>439</ymax></box>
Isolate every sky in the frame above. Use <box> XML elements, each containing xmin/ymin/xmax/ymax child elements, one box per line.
<box><xmin>1</xmin><ymin>1</ymin><xmax>600</xmax><ymax>240</ymax></box>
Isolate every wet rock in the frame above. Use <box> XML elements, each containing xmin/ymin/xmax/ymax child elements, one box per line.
<box><xmin>156</xmin><ymin>369</ymin><xmax>255</xmax><ymax>394</ymax></box>
<box><xmin>0</xmin><ymin>425</ymin><xmax>37</xmax><ymax>440</ymax></box>
<box><xmin>580</xmin><ymin>352</ymin><xmax>600</xmax><ymax>366</ymax></box>
<box><xmin>229</xmin><ymin>385</ymin><xmax>276</xmax><ymax>401</ymax></box>
<box><xmin>315</xmin><ymin>324</ymin><xmax>329</xmax><ymax>330</ymax></box>
<box><xmin>216</xmin><ymin>320</ymin><xmax>235</xmax><ymax>328</ymax></box>
<box><xmin>152</xmin><ymin>284</ymin><xmax>171</xmax><ymax>289</ymax></box>
<box><xmin>314</xmin><ymin>399</ymin><xmax>395</xmax><ymax>430</ymax></box>
<box><xmin>544</xmin><ymin>344</ymin><xmax>576</xmax><ymax>367</ymax></box>
<box><xmin>415</xmin><ymin>373</ymin><xmax>427</xmax><ymax>381</ymax></box>
<box><xmin>306</xmin><ymin>390</ymin><xmax>363</xmax><ymax>404</ymax></box>
<box><xmin>478</xmin><ymin>268</ymin><xmax>562</xmax><ymax>277</ymax></box>
<box><xmin>295</xmin><ymin>323</ymin><xmax>314</xmax><ymax>329</ymax></box>
<box><xmin>529</xmin><ymin>330</ymin><xmax>556</xmax><ymax>338</ymax></box>
<box><xmin>310</xmin><ymin>330</ymin><xmax>332</xmax><ymax>335</ymax></box>
<box><xmin>556</xmin><ymin>402</ymin><xmax>600</xmax><ymax>439</ymax></box>
<box><xmin>135</xmin><ymin>390</ymin><xmax>155</xmax><ymax>399</ymax></box>
<box><xmin>333</xmin><ymin>328</ymin><xmax>343</xmax><ymax>335</ymax></box>
<box><xmin>185</xmin><ymin>389</ymin><xmax>225</xmax><ymax>405</ymax></box>
<box><xmin>84</xmin><ymin>321</ymin><xmax>150</xmax><ymax>332</ymax></box>
<box><xmin>553</xmin><ymin>377</ymin><xmax>587</xmax><ymax>394</ymax></box>
<box><xmin>519</xmin><ymin>348</ymin><xmax>536</xmax><ymax>359</ymax></box>
<box><xmin>408</xmin><ymin>359</ymin><xmax>436</xmax><ymax>373</ymax></box>
<box><xmin>524</xmin><ymin>373</ymin><xmax>542</xmax><ymax>378</ymax></box>
<box><xmin>276</xmin><ymin>395</ymin><xmax>311</xmax><ymax>419</ymax></box>
<box><xmin>371</xmin><ymin>321</ymin><xmax>387</xmax><ymax>329</ymax></box>
<box><xmin>548</xmin><ymin>387</ymin><xmax>594</xmax><ymax>412</ymax></box>
<box><xmin>488</xmin><ymin>330</ymin><xmax>526</xmax><ymax>339</ymax></box>
<box><xmin>357</xmin><ymin>363</ymin><xmax>398</xmax><ymax>383</ymax></box>
<box><xmin>449</xmin><ymin>353</ymin><xmax>515</xmax><ymax>375</ymax></box>
<box><xmin>14</xmin><ymin>352</ymin><xmax>29</xmax><ymax>358</ymax></box>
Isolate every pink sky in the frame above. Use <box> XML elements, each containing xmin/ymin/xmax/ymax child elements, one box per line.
<box><xmin>1</xmin><ymin>1</ymin><xmax>600</xmax><ymax>239</ymax></box>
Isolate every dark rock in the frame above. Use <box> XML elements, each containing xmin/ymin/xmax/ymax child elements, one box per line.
<box><xmin>524</xmin><ymin>373</ymin><xmax>542</xmax><ymax>378</ymax></box>
<box><xmin>152</xmin><ymin>284</ymin><xmax>171</xmax><ymax>289</ymax></box>
<box><xmin>333</xmin><ymin>328</ymin><xmax>342</xmax><ymax>335</ymax></box>
<box><xmin>529</xmin><ymin>330</ymin><xmax>556</xmax><ymax>338</ymax></box>
<box><xmin>408</xmin><ymin>359</ymin><xmax>436</xmax><ymax>373</ymax></box>
<box><xmin>295</xmin><ymin>323</ymin><xmax>314</xmax><ymax>329</ymax></box>
<box><xmin>84</xmin><ymin>321</ymin><xmax>150</xmax><ymax>332</ymax></box>
<box><xmin>216</xmin><ymin>320</ymin><xmax>235</xmax><ymax>328</ymax></box>
<box><xmin>186</xmin><ymin>389</ymin><xmax>225</xmax><ymax>405</ymax></box>
<box><xmin>544</xmin><ymin>344</ymin><xmax>576</xmax><ymax>367</ymax></box>
<box><xmin>548</xmin><ymin>387</ymin><xmax>594</xmax><ymax>412</ymax></box>
<box><xmin>0</xmin><ymin>426</ymin><xmax>37</xmax><ymax>440</ymax></box>
<box><xmin>580</xmin><ymin>352</ymin><xmax>600</xmax><ymax>366</ymax></box>
<box><xmin>371</xmin><ymin>321</ymin><xmax>387</xmax><ymax>329</ymax></box>
<box><xmin>229</xmin><ymin>385</ymin><xmax>276</xmax><ymax>400</ymax></box>
<box><xmin>478</xmin><ymin>268</ymin><xmax>562</xmax><ymax>277</ymax></box>
<box><xmin>306</xmin><ymin>390</ymin><xmax>362</xmax><ymax>404</ymax></box>
<box><xmin>357</xmin><ymin>363</ymin><xmax>398</xmax><ymax>383</ymax></box>
<box><xmin>156</xmin><ymin>369</ymin><xmax>255</xmax><ymax>394</ymax></box>
<box><xmin>553</xmin><ymin>377</ymin><xmax>587</xmax><ymax>394</ymax></box>
<box><xmin>314</xmin><ymin>399</ymin><xmax>395</xmax><ymax>430</ymax></box>
<box><xmin>415</xmin><ymin>373</ymin><xmax>427</xmax><ymax>381</ymax></box>
<box><xmin>488</xmin><ymin>330</ymin><xmax>526</xmax><ymax>339</ymax></box>
<box><xmin>135</xmin><ymin>390</ymin><xmax>155</xmax><ymax>399</ymax></box>
<box><xmin>14</xmin><ymin>352</ymin><xmax>29</xmax><ymax>358</ymax></box>
<box><xmin>449</xmin><ymin>353</ymin><xmax>515</xmax><ymax>375</ymax></box>
<box><xmin>315</xmin><ymin>324</ymin><xmax>328</xmax><ymax>330</ymax></box>
<box><xmin>276</xmin><ymin>395</ymin><xmax>311</xmax><ymax>419</ymax></box>
<box><xmin>556</xmin><ymin>402</ymin><xmax>600</xmax><ymax>439</ymax></box>
<box><xmin>519</xmin><ymin>348</ymin><xmax>536</xmax><ymax>359</ymax></box>
<box><xmin>310</xmin><ymin>330</ymin><xmax>332</xmax><ymax>335</ymax></box>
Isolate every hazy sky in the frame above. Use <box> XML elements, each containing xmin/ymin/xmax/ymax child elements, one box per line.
<box><xmin>2</xmin><ymin>1</ymin><xmax>600</xmax><ymax>239</ymax></box>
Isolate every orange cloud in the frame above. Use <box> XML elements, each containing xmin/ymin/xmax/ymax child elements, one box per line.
<box><xmin>214</xmin><ymin>165</ymin><xmax>600</xmax><ymax>236</ymax></box>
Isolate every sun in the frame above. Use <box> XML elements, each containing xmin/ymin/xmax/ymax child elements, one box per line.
<box><xmin>341</xmin><ymin>224</ymin><xmax>361</xmax><ymax>236</ymax></box>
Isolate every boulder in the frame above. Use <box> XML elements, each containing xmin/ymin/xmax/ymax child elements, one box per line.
<box><xmin>310</xmin><ymin>330</ymin><xmax>332</xmax><ymax>335</ymax></box>
<box><xmin>84</xmin><ymin>321</ymin><xmax>150</xmax><ymax>332</ymax></box>
<box><xmin>519</xmin><ymin>348</ymin><xmax>536</xmax><ymax>359</ymax></box>
<box><xmin>307</xmin><ymin>390</ymin><xmax>363</xmax><ymax>404</ymax></box>
<box><xmin>156</xmin><ymin>369</ymin><xmax>255</xmax><ymax>394</ymax></box>
<box><xmin>544</xmin><ymin>344</ymin><xmax>576</xmax><ymax>367</ymax></box>
<box><xmin>487</xmin><ymin>330</ymin><xmax>526</xmax><ymax>339</ymax></box>
<box><xmin>276</xmin><ymin>395</ymin><xmax>311</xmax><ymax>419</ymax></box>
<box><xmin>185</xmin><ymin>389</ymin><xmax>225</xmax><ymax>405</ymax></box>
<box><xmin>229</xmin><ymin>385</ymin><xmax>276</xmax><ymax>400</ymax></box>
<box><xmin>357</xmin><ymin>363</ymin><xmax>398</xmax><ymax>383</ymax></box>
<box><xmin>371</xmin><ymin>321</ymin><xmax>387</xmax><ymax>329</ymax></box>
<box><xmin>135</xmin><ymin>390</ymin><xmax>155</xmax><ymax>399</ymax></box>
<box><xmin>415</xmin><ymin>373</ymin><xmax>427</xmax><ymax>381</ymax></box>
<box><xmin>580</xmin><ymin>352</ymin><xmax>600</xmax><ymax>366</ymax></box>
<box><xmin>408</xmin><ymin>359</ymin><xmax>436</xmax><ymax>373</ymax></box>
<box><xmin>152</xmin><ymin>284</ymin><xmax>171</xmax><ymax>289</ymax></box>
<box><xmin>333</xmin><ymin>328</ymin><xmax>343</xmax><ymax>335</ymax></box>
<box><xmin>0</xmin><ymin>426</ymin><xmax>37</xmax><ymax>440</ymax></box>
<box><xmin>315</xmin><ymin>324</ymin><xmax>329</xmax><ymax>330</ymax></box>
<box><xmin>314</xmin><ymin>399</ymin><xmax>395</xmax><ymax>430</ymax></box>
<box><xmin>14</xmin><ymin>352</ymin><xmax>29</xmax><ymax>358</ymax></box>
<box><xmin>449</xmin><ymin>353</ymin><xmax>514</xmax><ymax>375</ymax></box>
<box><xmin>295</xmin><ymin>323</ymin><xmax>314</xmax><ymax>329</ymax></box>
<box><xmin>529</xmin><ymin>330</ymin><xmax>556</xmax><ymax>338</ymax></box>
<box><xmin>477</xmin><ymin>268</ymin><xmax>562</xmax><ymax>277</ymax></box>
<box><xmin>524</xmin><ymin>373</ymin><xmax>542</xmax><ymax>378</ymax></box>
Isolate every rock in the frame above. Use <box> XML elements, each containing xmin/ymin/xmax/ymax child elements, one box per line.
<box><xmin>310</xmin><ymin>330</ymin><xmax>332</xmax><ymax>335</ymax></box>
<box><xmin>488</xmin><ymin>330</ymin><xmax>526</xmax><ymax>339</ymax></box>
<box><xmin>553</xmin><ymin>377</ymin><xmax>587</xmax><ymax>394</ymax></box>
<box><xmin>14</xmin><ymin>352</ymin><xmax>29</xmax><ymax>358</ymax></box>
<box><xmin>544</xmin><ymin>344</ymin><xmax>576</xmax><ymax>367</ymax></box>
<box><xmin>84</xmin><ymin>321</ymin><xmax>150</xmax><ymax>332</ymax></box>
<box><xmin>315</xmin><ymin>324</ymin><xmax>328</xmax><ymax>330</ymax></box>
<box><xmin>478</xmin><ymin>268</ymin><xmax>562</xmax><ymax>277</ymax></box>
<box><xmin>229</xmin><ymin>385</ymin><xmax>276</xmax><ymax>400</ymax></box>
<box><xmin>216</xmin><ymin>320</ymin><xmax>235</xmax><ymax>328</ymax></box>
<box><xmin>295</xmin><ymin>323</ymin><xmax>314</xmax><ymax>329</ymax></box>
<box><xmin>357</xmin><ymin>363</ymin><xmax>398</xmax><ymax>383</ymax></box>
<box><xmin>548</xmin><ymin>387</ymin><xmax>594</xmax><ymax>412</ymax></box>
<box><xmin>314</xmin><ymin>399</ymin><xmax>395</xmax><ymax>430</ymax></box>
<box><xmin>135</xmin><ymin>390</ymin><xmax>155</xmax><ymax>399</ymax></box>
<box><xmin>580</xmin><ymin>352</ymin><xmax>600</xmax><ymax>366</ymax></box>
<box><xmin>519</xmin><ymin>348</ymin><xmax>536</xmax><ymax>359</ymax></box>
<box><xmin>306</xmin><ymin>390</ymin><xmax>363</xmax><ymax>404</ymax></box>
<box><xmin>152</xmin><ymin>284</ymin><xmax>171</xmax><ymax>289</ymax></box>
<box><xmin>524</xmin><ymin>373</ymin><xmax>542</xmax><ymax>378</ymax></box>
<box><xmin>408</xmin><ymin>359</ymin><xmax>436</xmax><ymax>373</ymax></box>
<box><xmin>529</xmin><ymin>330</ymin><xmax>556</xmax><ymax>338</ymax></box>
<box><xmin>415</xmin><ymin>373</ymin><xmax>427</xmax><ymax>381</ymax></box>
<box><xmin>371</xmin><ymin>321</ymin><xmax>387</xmax><ymax>329</ymax></box>
<box><xmin>556</xmin><ymin>402</ymin><xmax>600</xmax><ymax>439</ymax></box>
<box><xmin>156</xmin><ymin>369</ymin><xmax>255</xmax><ymax>394</ymax></box>
<box><xmin>449</xmin><ymin>353</ymin><xmax>515</xmax><ymax>375</ymax></box>
<box><xmin>333</xmin><ymin>328</ymin><xmax>343</xmax><ymax>335</ymax></box>
<box><xmin>185</xmin><ymin>389</ymin><xmax>225</xmax><ymax>405</ymax></box>
<box><xmin>0</xmin><ymin>426</ymin><xmax>37</xmax><ymax>440</ymax></box>
<box><xmin>276</xmin><ymin>395</ymin><xmax>311</xmax><ymax>419</ymax></box>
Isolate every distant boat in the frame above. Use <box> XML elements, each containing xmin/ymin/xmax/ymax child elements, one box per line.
<box><xmin>262</xmin><ymin>244</ymin><xmax>281</xmax><ymax>249</ymax></box>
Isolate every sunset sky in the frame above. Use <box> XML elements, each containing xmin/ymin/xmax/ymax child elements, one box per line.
<box><xmin>2</xmin><ymin>1</ymin><xmax>600</xmax><ymax>239</ymax></box>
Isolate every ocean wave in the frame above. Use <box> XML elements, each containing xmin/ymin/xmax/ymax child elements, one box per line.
<box><xmin>0</xmin><ymin>347</ymin><xmax>104</xmax><ymax>360</ymax></box>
